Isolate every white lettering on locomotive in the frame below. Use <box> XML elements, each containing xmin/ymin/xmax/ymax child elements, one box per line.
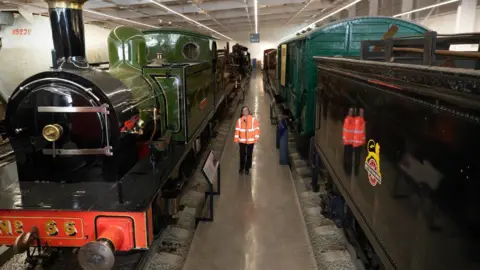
<box><xmin>0</xmin><ymin>218</ymin><xmax>79</xmax><ymax>237</ymax></box>
<box><xmin>0</xmin><ymin>220</ymin><xmax>12</xmax><ymax>235</ymax></box>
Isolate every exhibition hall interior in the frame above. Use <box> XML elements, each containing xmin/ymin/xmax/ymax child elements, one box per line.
<box><xmin>0</xmin><ymin>0</ymin><xmax>478</xmax><ymax>269</ymax></box>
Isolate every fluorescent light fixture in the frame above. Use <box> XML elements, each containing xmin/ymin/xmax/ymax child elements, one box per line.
<box><xmin>311</xmin><ymin>0</ymin><xmax>360</xmax><ymax>26</ymax></box>
<box><xmin>393</xmin><ymin>0</ymin><xmax>459</xmax><ymax>17</ymax></box>
<box><xmin>148</xmin><ymin>0</ymin><xmax>233</xmax><ymax>40</ymax></box>
<box><xmin>279</xmin><ymin>0</ymin><xmax>361</xmax><ymax>42</ymax></box>
<box><xmin>284</xmin><ymin>0</ymin><xmax>316</xmax><ymax>26</ymax></box>
<box><xmin>254</xmin><ymin>0</ymin><xmax>258</xmax><ymax>33</ymax></box>
<box><xmin>10</xmin><ymin>0</ymin><xmax>158</xmax><ymax>29</ymax></box>
<box><xmin>84</xmin><ymin>9</ymin><xmax>158</xmax><ymax>28</ymax></box>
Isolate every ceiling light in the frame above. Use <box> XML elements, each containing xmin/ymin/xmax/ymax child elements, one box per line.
<box><xmin>284</xmin><ymin>0</ymin><xmax>315</xmax><ymax>26</ymax></box>
<box><xmin>279</xmin><ymin>0</ymin><xmax>361</xmax><ymax>42</ymax></box>
<box><xmin>310</xmin><ymin>0</ymin><xmax>360</xmax><ymax>27</ymax></box>
<box><xmin>148</xmin><ymin>0</ymin><xmax>232</xmax><ymax>40</ymax></box>
<box><xmin>254</xmin><ymin>0</ymin><xmax>258</xmax><ymax>33</ymax></box>
<box><xmin>393</xmin><ymin>0</ymin><xmax>459</xmax><ymax>17</ymax></box>
<box><xmin>84</xmin><ymin>9</ymin><xmax>158</xmax><ymax>28</ymax></box>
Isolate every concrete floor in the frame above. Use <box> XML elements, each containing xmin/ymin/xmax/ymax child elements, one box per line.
<box><xmin>182</xmin><ymin>72</ymin><xmax>317</xmax><ymax>270</ymax></box>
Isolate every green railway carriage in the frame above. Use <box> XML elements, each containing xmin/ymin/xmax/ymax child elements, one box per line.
<box><xmin>277</xmin><ymin>16</ymin><xmax>428</xmax><ymax>154</ymax></box>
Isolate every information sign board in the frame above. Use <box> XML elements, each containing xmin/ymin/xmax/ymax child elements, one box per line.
<box><xmin>250</xmin><ymin>33</ymin><xmax>260</xmax><ymax>43</ymax></box>
<box><xmin>202</xmin><ymin>151</ymin><xmax>219</xmax><ymax>184</ymax></box>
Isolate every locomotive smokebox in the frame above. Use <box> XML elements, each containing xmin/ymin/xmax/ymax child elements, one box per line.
<box><xmin>5</xmin><ymin>1</ymin><xmax>142</xmax><ymax>183</ymax></box>
<box><xmin>46</xmin><ymin>0</ymin><xmax>88</xmax><ymax>68</ymax></box>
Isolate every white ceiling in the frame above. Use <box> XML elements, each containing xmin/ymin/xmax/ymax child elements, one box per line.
<box><xmin>0</xmin><ymin>0</ymin><xmax>464</xmax><ymax>41</ymax></box>
<box><xmin>0</xmin><ymin>0</ymin><xmax>365</xmax><ymax>41</ymax></box>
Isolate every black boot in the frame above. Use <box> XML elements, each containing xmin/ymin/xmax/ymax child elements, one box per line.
<box><xmin>239</xmin><ymin>168</ymin><xmax>244</xmax><ymax>174</ymax></box>
<box><xmin>245</xmin><ymin>169</ymin><xmax>249</xmax><ymax>175</ymax></box>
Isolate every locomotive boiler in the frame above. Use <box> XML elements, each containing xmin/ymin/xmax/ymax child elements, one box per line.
<box><xmin>313</xmin><ymin>31</ymin><xmax>480</xmax><ymax>270</ymax></box>
<box><xmin>0</xmin><ymin>0</ymin><xmax>230</xmax><ymax>268</ymax></box>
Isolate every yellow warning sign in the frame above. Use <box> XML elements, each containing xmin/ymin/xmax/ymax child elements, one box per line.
<box><xmin>365</xmin><ymin>139</ymin><xmax>382</xmax><ymax>186</ymax></box>
<box><xmin>280</xmin><ymin>44</ymin><xmax>287</xmax><ymax>86</ymax></box>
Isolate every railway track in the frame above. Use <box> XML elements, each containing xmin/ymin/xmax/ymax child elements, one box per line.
<box><xmin>0</xmin><ymin>77</ymin><xmax>248</xmax><ymax>270</ymax></box>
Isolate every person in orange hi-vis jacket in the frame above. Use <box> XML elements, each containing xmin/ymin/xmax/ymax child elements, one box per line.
<box><xmin>234</xmin><ymin>106</ymin><xmax>260</xmax><ymax>174</ymax></box>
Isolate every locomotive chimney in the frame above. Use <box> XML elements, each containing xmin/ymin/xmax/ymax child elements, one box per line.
<box><xmin>45</xmin><ymin>0</ymin><xmax>88</xmax><ymax>68</ymax></box>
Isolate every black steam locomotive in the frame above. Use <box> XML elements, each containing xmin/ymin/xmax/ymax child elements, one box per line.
<box><xmin>229</xmin><ymin>43</ymin><xmax>251</xmax><ymax>78</ymax></box>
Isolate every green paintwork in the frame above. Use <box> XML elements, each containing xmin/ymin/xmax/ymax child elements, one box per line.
<box><xmin>277</xmin><ymin>16</ymin><xmax>429</xmax><ymax>139</ymax></box>
<box><xmin>107</xmin><ymin>26</ymin><xmax>158</xmax><ymax>132</ymax></box>
<box><xmin>104</xmin><ymin>26</ymin><xmax>223</xmax><ymax>144</ymax></box>
<box><xmin>141</xmin><ymin>28</ymin><xmax>219</xmax><ymax>142</ymax></box>
<box><xmin>142</xmin><ymin>62</ymin><xmax>214</xmax><ymax>142</ymax></box>
<box><xmin>108</xmin><ymin>26</ymin><xmax>147</xmax><ymax>70</ymax></box>
<box><xmin>143</xmin><ymin>28</ymin><xmax>216</xmax><ymax>63</ymax></box>
<box><xmin>142</xmin><ymin>67</ymin><xmax>183</xmax><ymax>141</ymax></box>
<box><xmin>185</xmin><ymin>63</ymin><xmax>214</xmax><ymax>140</ymax></box>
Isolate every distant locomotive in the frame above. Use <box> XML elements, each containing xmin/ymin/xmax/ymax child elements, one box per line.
<box><xmin>314</xmin><ymin>31</ymin><xmax>480</xmax><ymax>270</ymax></box>
<box><xmin>229</xmin><ymin>43</ymin><xmax>251</xmax><ymax>78</ymax></box>
<box><xmin>0</xmin><ymin>0</ymin><xmax>237</xmax><ymax>269</ymax></box>
<box><xmin>275</xmin><ymin>17</ymin><xmax>428</xmax><ymax>155</ymax></box>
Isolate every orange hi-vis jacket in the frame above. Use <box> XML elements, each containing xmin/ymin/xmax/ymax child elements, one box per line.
<box><xmin>234</xmin><ymin>115</ymin><xmax>260</xmax><ymax>144</ymax></box>
<box><xmin>343</xmin><ymin>108</ymin><xmax>366</xmax><ymax>147</ymax></box>
<box><xmin>352</xmin><ymin>115</ymin><xmax>365</xmax><ymax>147</ymax></box>
<box><xmin>342</xmin><ymin>115</ymin><xmax>355</xmax><ymax>146</ymax></box>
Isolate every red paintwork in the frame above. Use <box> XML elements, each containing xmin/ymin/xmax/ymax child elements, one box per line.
<box><xmin>137</xmin><ymin>143</ymin><xmax>150</xmax><ymax>160</ymax></box>
<box><xmin>0</xmin><ymin>209</ymin><xmax>153</xmax><ymax>250</ymax></box>
<box><xmin>96</xmin><ymin>217</ymin><xmax>134</xmax><ymax>251</ymax></box>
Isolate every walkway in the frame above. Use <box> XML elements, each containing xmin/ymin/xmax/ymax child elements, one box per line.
<box><xmin>182</xmin><ymin>72</ymin><xmax>317</xmax><ymax>270</ymax></box>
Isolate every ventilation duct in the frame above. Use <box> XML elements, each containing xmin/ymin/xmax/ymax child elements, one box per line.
<box><xmin>0</xmin><ymin>12</ymin><xmax>14</xmax><ymax>31</ymax></box>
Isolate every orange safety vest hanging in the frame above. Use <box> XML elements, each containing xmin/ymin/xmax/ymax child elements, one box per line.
<box><xmin>352</xmin><ymin>108</ymin><xmax>366</xmax><ymax>147</ymax></box>
<box><xmin>343</xmin><ymin>108</ymin><xmax>355</xmax><ymax>146</ymax></box>
<box><xmin>234</xmin><ymin>115</ymin><xmax>260</xmax><ymax>144</ymax></box>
